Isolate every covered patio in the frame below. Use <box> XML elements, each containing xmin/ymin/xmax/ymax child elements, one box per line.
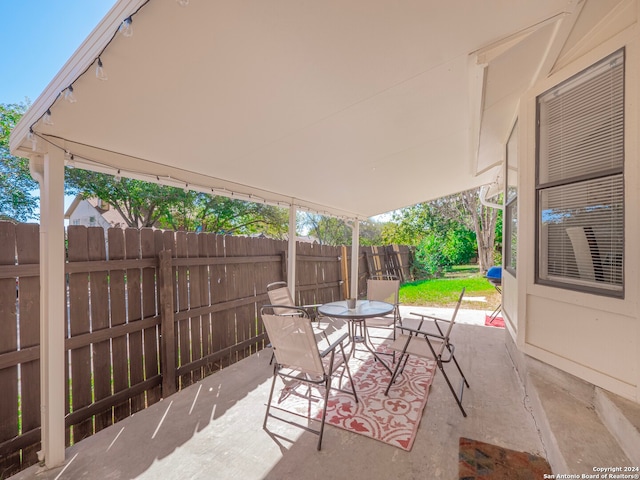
<box><xmin>11</xmin><ymin>315</ymin><xmax>545</xmax><ymax>480</ymax></box>
<box><xmin>8</xmin><ymin>0</ymin><xmax>640</xmax><ymax>475</ymax></box>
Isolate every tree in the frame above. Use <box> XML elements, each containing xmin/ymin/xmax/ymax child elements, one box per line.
<box><xmin>300</xmin><ymin>213</ymin><xmax>351</xmax><ymax>245</ymax></box>
<box><xmin>0</xmin><ymin>103</ymin><xmax>39</xmax><ymax>222</ymax></box>
<box><xmin>382</xmin><ymin>188</ymin><xmax>501</xmax><ymax>274</ymax></box>
<box><xmin>157</xmin><ymin>193</ymin><xmax>289</xmax><ymax>237</ymax></box>
<box><xmin>359</xmin><ymin>220</ymin><xmax>385</xmax><ymax>246</ymax></box>
<box><xmin>65</xmin><ymin>170</ymin><xmax>185</xmax><ymax>227</ymax></box>
<box><xmin>297</xmin><ymin>213</ymin><xmax>386</xmax><ymax>246</ymax></box>
<box><xmin>381</xmin><ymin>205</ymin><xmax>431</xmax><ymax>245</ymax></box>
<box><xmin>460</xmin><ymin>189</ymin><xmax>500</xmax><ymax>273</ymax></box>
<box><xmin>66</xmin><ymin>168</ymin><xmax>290</xmax><ymax>235</ymax></box>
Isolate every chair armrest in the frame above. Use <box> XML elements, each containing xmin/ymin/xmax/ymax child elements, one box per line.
<box><xmin>319</xmin><ymin>332</ymin><xmax>350</xmax><ymax>358</ymax></box>
<box><xmin>396</xmin><ymin>323</ymin><xmax>445</xmax><ymax>341</ymax></box>
<box><xmin>261</xmin><ymin>304</ymin><xmax>308</xmax><ymax>317</ymax></box>
<box><xmin>409</xmin><ymin>312</ymin><xmax>452</xmax><ymax>324</ymax></box>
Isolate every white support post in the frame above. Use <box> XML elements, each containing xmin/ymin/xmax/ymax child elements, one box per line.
<box><xmin>35</xmin><ymin>150</ymin><xmax>67</xmax><ymax>468</ymax></box>
<box><xmin>350</xmin><ymin>219</ymin><xmax>360</xmax><ymax>299</ymax></box>
<box><xmin>288</xmin><ymin>204</ymin><xmax>297</xmax><ymax>299</ymax></box>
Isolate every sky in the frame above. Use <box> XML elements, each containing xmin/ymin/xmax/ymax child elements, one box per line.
<box><xmin>1</xmin><ymin>1</ymin><xmax>117</xmax><ymax>105</ymax></box>
<box><xmin>1</xmin><ymin>1</ymin><xmax>116</xmax><ymax>218</ymax></box>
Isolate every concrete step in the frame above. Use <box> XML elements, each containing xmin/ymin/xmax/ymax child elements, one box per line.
<box><xmin>527</xmin><ymin>358</ymin><xmax>633</xmax><ymax>475</ymax></box>
<box><xmin>523</xmin><ymin>357</ymin><xmax>633</xmax><ymax>474</ymax></box>
<box><xmin>595</xmin><ymin>388</ymin><xmax>640</xmax><ymax>466</ymax></box>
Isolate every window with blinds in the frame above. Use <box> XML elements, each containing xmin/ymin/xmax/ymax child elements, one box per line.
<box><xmin>536</xmin><ymin>49</ymin><xmax>624</xmax><ymax>296</ymax></box>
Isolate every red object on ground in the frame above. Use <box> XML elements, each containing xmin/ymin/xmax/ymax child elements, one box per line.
<box><xmin>275</xmin><ymin>345</ymin><xmax>436</xmax><ymax>451</ymax></box>
<box><xmin>485</xmin><ymin>315</ymin><xmax>505</xmax><ymax>328</ymax></box>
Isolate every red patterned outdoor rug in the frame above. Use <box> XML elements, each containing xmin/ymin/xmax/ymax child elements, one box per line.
<box><xmin>273</xmin><ymin>347</ymin><xmax>437</xmax><ymax>451</ymax></box>
<box><xmin>458</xmin><ymin>437</ymin><xmax>552</xmax><ymax>479</ymax></box>
<box><xmin>485</xmin><ymin>315</ymin><xmax>505</xmax><ymax>328</ymax></box>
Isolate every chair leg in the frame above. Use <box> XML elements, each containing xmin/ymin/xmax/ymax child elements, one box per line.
<box><xmin>451</xmin><ymin>353</ymin><xmax>470</xmax><ymax>388</ymax></box>
<box><xmin>384</xmin><ymin>353</ymin><xmax>407</xmax><ymax>396</ymax></box>
<box><xmin>489</xmin><ymin>303</ymin><xmax>502</xmax><ymax>323</ymax></box>
<box><xmin>263</xmin><ymin>367</ymin><xmax>278</xmax><ymax>429</ymax></box>
<box><xmin>317</xmin><ymin>375</ymin><xmax>331</xmax><ymax>450</ymax></box>
<box><xmin>340</xmin><ymin>343</ymin><xmax>359</xmax><ymax>404</ymax></box>
<box><xmin>437</xmin><ymin>361</ymin><xmax>467</xmax><ymax>417</ymax></box>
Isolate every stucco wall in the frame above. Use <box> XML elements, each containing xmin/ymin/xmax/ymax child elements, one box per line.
<box><xmin>502</xmin><ymin>271</ymin><xmax>518</xmax><ymax>334</ymax></box>
<box><xmin>508</xmin><ymin>1</ymin><xmax>640</xmax><ymax>403</ymax></box>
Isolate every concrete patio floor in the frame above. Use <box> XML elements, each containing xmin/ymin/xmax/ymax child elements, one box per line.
<box><xmin>12</xmin><ymin>309</ymin><xmax>546</xmax><ymax>480</ymax></box>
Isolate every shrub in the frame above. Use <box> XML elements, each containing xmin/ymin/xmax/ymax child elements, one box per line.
<box><xmin>412</xmin><ymin>228</ymin><xmax>477</xmax><ymax>278</ymax></box>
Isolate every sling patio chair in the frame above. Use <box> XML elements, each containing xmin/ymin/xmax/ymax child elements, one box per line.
<box><xmin>360</xmin><ymin>276</ymin><xmax>401</xmax><ymax>360</ymax></box>
<box><xmin>385</xmin><ymin>288</ymin><xmax>470</xmax><ymax>417</ymax></box>
<box><xmin>261</xmin><ymin>304</ymin><xmax>358</xmax><ymax>450</ymax></box>
<box><xmin>266</xmin><ymin>281</ymin><xmax>320</xmax><ymax>319</ymax></box>
<box><xmin>266</xmin><ymin>280</ymin><xmax>346</xmax><ymax>342</ymax></box>
<box><xmin>266</xmin><ymin>281</ymin><xmax>324</xmax><ymax>365</ymax></box>
<box><xmin>365</xmin><ymin>276</ymin><xmax>401</xmax><ymax>331</ymax></box>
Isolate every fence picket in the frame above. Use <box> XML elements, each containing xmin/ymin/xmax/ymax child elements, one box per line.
<box><xmin>125</xmin><ymin>229</ymin><xmax>145</xmax><ymax>413</ymax></box>
<box><xmin>216</xmin><ymin>235</ymin><xmax>234</xmax><ymax>368</ymax></box>
<box><xmin>142</xmin><ymin>228</ymin><xmax>161</xmax><ymax>406</ymax></box>
<box><xmin>199</xmin><ymin>234</ymin><xmax>213</xmax><ymax>374</ymax></box>
<box><xmin>187</xmin><ymin>232</ymin><xmax>203</xmax><ymax>381</ymax></box>
<box><xmin>0</xmin><ymin>222</ymin><xmax>20</xmax><ymax>475</ymax></box>
<box><xmin>88</xmin><ymin>226</ymin><xmax>112</xmax><ymax>433</ymax></box>
<box><xmin>67</xmin><ymin>226</ymin><xmax>93</xmax><ymax>442</ymax></box>
<box><xmin>107</xmin><ymin>228</ymin><xmax>130</xmax><ymax>422</ymax></box>
<box><xmin>16</xmin><ymin>223</ymin><xmax>41</xmax><ymax>468</ymax></box>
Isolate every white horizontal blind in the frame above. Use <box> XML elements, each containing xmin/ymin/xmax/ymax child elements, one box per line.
<box><xmin>538</xmin><ymin>50</ymin><xmax>624</xmax><ymax>185</ymax></box>
<box><xmin>537</xmin><ymin>49</ymin><xmax>624</xmax><ymax>295</ymax></box>
<box><xmin>540</xmin><ymin>175</ymin><xmax>623</xmax><ymax>289</ymax></box>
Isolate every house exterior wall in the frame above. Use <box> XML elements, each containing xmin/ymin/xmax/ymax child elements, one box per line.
<box><xmin>67</xmin><ymin>200</ymin><xmax>111</xmax><ymax>231</ymax></box>
<box><xmin>502</xmin><ymin>272</ymin><xmax>518</xmax><ymax>336</ymax></box>
<box><xmin>503</xmin><ymin>1</ymin><xmax>640</xmax><ymax>403</ymax></box>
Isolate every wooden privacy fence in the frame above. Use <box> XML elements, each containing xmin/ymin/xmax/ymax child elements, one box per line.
<box><xmin>362</xmin><ymin>245</ymin><xmax>413</xmax><ymax>284</ymax></box>
<box><xmin>0</xmin><ymin>221</ymin><xmax>412</xmax><ymax>476</ymax></box>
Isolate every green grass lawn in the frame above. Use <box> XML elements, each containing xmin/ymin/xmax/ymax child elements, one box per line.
<box><xmin>399</xmin><ymin>265</ymin><xmax>500</xmax><ymax>309</ymax></box>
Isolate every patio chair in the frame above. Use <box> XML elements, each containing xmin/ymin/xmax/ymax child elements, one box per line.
<box><xmin>266</xmin><ymin>281</ymin><xmax>315</xmax><ymax>364</ymax></box>
<box><xmin>265</xmin><ymin>282</ymin><xmax>345</xmax><ymax>361</ymax></box>
<box><xmin>366</xmin><ymin>276</ymin><xmax>400</xmax><ymax>326</ymax></box>
<box><xmin>362</xmin><ymin>277</ymin><xmax>401</xmax><ymax>353</ymax></box>
<box><xmin>385</xmin><ymin>288</ymin><xmax>469</xmax><ymax>417</ymax></box>
<box><xmin>566</xmin><ymin>226</ymin><xmax>605</xmax><ymax>282</ymax></box>
<box><xmin>261</xmin><ymin>305</ymin><xmax>358</xmax><ymax>450</ymax></box>
<box><xmin>266</xmin><ymin>281</ymin><xmax>320</xmax><ymax>320</ymax></box>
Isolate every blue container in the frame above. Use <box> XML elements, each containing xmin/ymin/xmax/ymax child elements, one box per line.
<box><xmin>486</xmin><ymin>266</ymin><xmax>502</xmax><ymax>282</ymax></box>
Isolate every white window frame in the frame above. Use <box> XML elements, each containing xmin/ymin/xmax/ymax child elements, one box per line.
<box><xmin>504</xmin><ymin>121</ymin><xmax>518</xmax><ymax>275</ymax></box>
<box><xmin>535</xmin><ymin>49</ymin><xmax>624</xmax><ymax>298</ymax></box>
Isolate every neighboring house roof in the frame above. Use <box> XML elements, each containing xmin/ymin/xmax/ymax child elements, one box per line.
<box><xmin>64</xmin><ymin>195</ymin><xmax>128</xmax><ymax>228</ymax></box>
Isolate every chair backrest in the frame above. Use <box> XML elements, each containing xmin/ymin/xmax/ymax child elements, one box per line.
<box><xmin>442</xmin><ymin>287</ymin><xmax>466</xmax><ymax>341</ymax></box>
<box><xmin>367</xmin><ymin>278</ymin><xmax>400</xmax><ymax>305</ymax></box>
<box><xmin>266</xmin><ymin>281</ymin><xmax>295</xmax><ymax>314</ymax></box>
<box><xmin>566</xmin><ymin>226</ymin><xmax>604</xmax><ymax>282</ymax></box>
<box><xmin>261</xmin><ymin>307</ymin><xmax>324</xmax><ymax>376</ymax></box>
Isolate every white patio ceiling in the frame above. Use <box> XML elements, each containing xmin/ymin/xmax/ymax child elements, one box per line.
<box><xmin>12</xmin><ymin>0</ymin><xmax>582</xmax><ymax>219</ymax></box>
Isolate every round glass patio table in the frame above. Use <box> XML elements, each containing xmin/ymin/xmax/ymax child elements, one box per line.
<box><xmin>318</xmin><ymin>300</ymin><xmax>394</xmax><ymax>373</ymax></box>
